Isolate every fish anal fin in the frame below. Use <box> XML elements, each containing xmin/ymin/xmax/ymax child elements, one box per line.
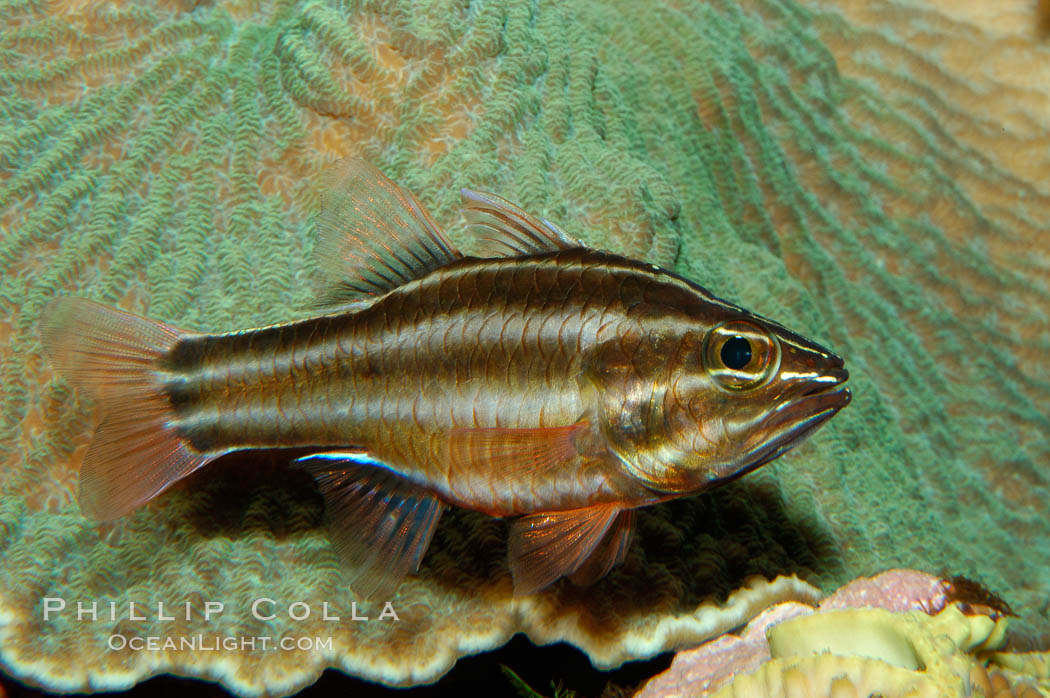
<box><xmin>312</xmin><ymin>159</ymin><xmax>462</xmax><ymax>305</ymax></box>
<box><xmin>568</xmin><ymin>509</ymin><xmax>635</xmax><ymax>587</ymax></box>
<box><xmin>460</xmin><ymin>189</ymin><xmax>583</xmax><ymax>258</ymax></box>
<box><xmin>507</xmin><ymin>503</ymin><xmax>622</xmax><ymax>595</ymax></box>
<box><xmin>295</xmin><ymin>451</ymin><xmax>446</xmax><ymax>599</ymax></box>
<box><xmin>38</xmin><ymin>297</ymin><xmax>212</xmax><ymax>521</ymax></box>
<box><xmin>447</xmin><ymin>421</ymin><xmax>589</xmax><ymax>479</ymax></box>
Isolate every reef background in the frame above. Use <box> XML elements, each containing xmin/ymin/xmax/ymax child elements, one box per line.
<box><xmin>1</xmin><ymin>0</ymin><xmax>1048</xmax><ymax>694</ymax></box>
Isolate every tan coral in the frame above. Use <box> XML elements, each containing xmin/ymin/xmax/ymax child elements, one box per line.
<box><xmin>523</xmin><ymin>576</ymin><xmax>822</xmax><ymax>670</ymax></box>
<box><xmin>990</xmin><ymin>651</ymin><xmax>1050</xmax><ymax>696</ymax></box>
<box><xmin>970</xmin><ymin>663</ymin><xmax>1047</xmax><ymax>698</ymax></box>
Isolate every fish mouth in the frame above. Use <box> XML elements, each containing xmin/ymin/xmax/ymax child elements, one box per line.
<box><xmin>729</xmin><ymin>368</ymin><xmax>852</xmax><ymax>481</ymax></box>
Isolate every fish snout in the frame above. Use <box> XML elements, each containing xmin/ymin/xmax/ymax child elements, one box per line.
<box><xmin>800</xmin><ymin>365</ymin><xmax>849</xmax><ymax>397</ymax></box>
<box><xmin>808</xmin><ymin>367</ymin><xmax>851</xmax><ymax>413</ymax></box>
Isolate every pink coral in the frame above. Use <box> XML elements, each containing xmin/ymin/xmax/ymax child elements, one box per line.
<box><xmin>636</xmin><ymin>602</ymin><xmax>814</xmax><ymax>698</ymax></box>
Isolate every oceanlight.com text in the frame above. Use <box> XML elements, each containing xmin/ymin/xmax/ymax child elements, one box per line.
<box><xmin>107</xmin><ymin>634</ymin><xmax>334</xmax><ymax>652</ymax></box>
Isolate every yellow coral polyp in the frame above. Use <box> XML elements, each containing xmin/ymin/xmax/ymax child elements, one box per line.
<box><xmin>713</xmin><ymin>655</ymin><xmax>940</xmax><ymax>698</ymax></box>
<box><xmin>755</xmin><ymin>606</ymin><xmax>1013</xmax><ymax>698</ymax></box>
<box><xmin>768</xmin><ymin>609</ymin><xmax>925</xmax><ymax>671</ymax></box>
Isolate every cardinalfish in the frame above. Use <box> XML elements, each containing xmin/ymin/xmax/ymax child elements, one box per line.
<box><xmin>39</xmin><ymin>160</ymin><xmax>851</xmax><ymax>597</ymax></box>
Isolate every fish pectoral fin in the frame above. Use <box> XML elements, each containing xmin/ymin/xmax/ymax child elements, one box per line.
<box><xmin>311</xmin><ymin>159</ymin><xmax>462</xmax><ymax>305</ymax></box>
<box><xmin>507</xmin><ymin>503</ymin><xmax>624</xmax><ymax>595</ymax></box>
<box><xmin>568</xmin><ymin>509</ymin><xmax>635</xmax><ymax>587</ymax></box>
<box><xmin>448</xmin><ymin>421</ymin><xmax>590</xmax><ymax>480</ymax></box>
<box><xmin>295</xmin><ymin>451</ymin><xmax>446</xmax><ymax>600</ymax></box>
<box><xmin>460</xmin><ymin>188</ymin><xmax>584</xmax><ymax>257</ymax></box>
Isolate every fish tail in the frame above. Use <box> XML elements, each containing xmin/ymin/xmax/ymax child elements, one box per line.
<box><xmin>39</xmin><ymin>297</ymin><xmax>210</xmax><ymax>521</ymax></box>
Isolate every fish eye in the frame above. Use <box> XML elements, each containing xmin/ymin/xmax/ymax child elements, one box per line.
<box><xmin>703</xmin><ymin>320</ymin><xmax>779</xmax><ymax>390</ymax></box>
<box><xmin>720</xmin><ymin>336</ymin><xmax>752</xmax><ymax>370</ymax></box>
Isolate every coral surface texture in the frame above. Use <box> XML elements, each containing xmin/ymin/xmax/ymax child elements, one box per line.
<box><xmin>1</xmin><ymin>0</ymin><xmax>1048</xmax><ymax>694</ymax></box>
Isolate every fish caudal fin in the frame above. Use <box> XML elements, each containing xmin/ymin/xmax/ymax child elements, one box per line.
<box><xmin>295</xmin><ymin>451</ymin><xmax>446</xmax><ymax>599</ymax></box>
<box><xmin>508</xmin><ymin>504</ymin><xmax>634</xmax><ymax>595</ymax></box>
<box><xmin>39</xmin><ymin>297</ymin><xmax>210</xmax><ymax>521</ymax></box>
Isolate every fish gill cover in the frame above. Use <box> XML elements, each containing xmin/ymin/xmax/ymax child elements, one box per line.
<box><xmin>0</xmin><ymin>0</ymin><xmax>1048</xmax><ymax>694</ymax></box>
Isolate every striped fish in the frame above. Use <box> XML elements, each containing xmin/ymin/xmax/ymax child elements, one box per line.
<box><xmin>39</xmin><ymin>160</ymin><xmax>850</xmax><ymax>597</ymax></box>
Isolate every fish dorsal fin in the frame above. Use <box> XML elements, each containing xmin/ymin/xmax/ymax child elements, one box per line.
<box><xmin>460</xmin><ymin>189</ymin><xmax>583</xmax><ymax>258</ymax></box>
<box><xmin>507</xmin><ymin>503</ymin><xmax>624</xmax><ymax>595</ymax></box>
<box><xmin>295</xmin><ymin>451</ymin><xmax>446</xmax><ymax>599</ymax></box>
<box><xmin>313</xmin><ymin>159</ymin><xmax>462</xmax><ymax>303</ymax></box>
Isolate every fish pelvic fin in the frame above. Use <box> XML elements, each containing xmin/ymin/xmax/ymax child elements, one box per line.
<box><xmin>295</xmin><ymin>451</ymin><xmax>446</xmax><ymax>600</ymax></box>
<box><xmin>460</xmin><ymin>188</ymin><xmax>583</xmax><ymax>257</ymax></box>
<box><xmin>311</xmin><ymin>159</ymin><xmax>462</xmax><ymax>307</ymax></box>
<box><xmin>508</xmin><ymin>503</ymin><xmax>632</xmax><ymax>595</ymax></box>
<box><xmin>38</xmin><ymin>297</ymin><xmax>212</xmax><ymax>521</ymax></box>
<box><xmin>567</xmin><ymin>509</ymin><xmax>635</xmax><ymax>587</ymax></box>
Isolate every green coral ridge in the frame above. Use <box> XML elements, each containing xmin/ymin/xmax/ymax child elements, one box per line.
<box><xmin>1</xmin><ymin>0</ymin><xmax>1048</xmax><ymax>694</ymax></box>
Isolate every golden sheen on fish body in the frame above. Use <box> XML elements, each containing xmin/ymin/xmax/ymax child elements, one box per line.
<box><xmin>39</xmin><ymin>160</ymin><xmax>851</xmax><ymax>598</ymax></box>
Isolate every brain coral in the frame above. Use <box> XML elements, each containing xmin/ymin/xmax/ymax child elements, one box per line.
<box><xmin>1</xmin><ymin>0</ymin><xmax>1049</xmax><ymax>694</ymax></box>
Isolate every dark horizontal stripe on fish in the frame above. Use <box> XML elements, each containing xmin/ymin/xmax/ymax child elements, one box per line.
<box><xmin>158</xmin><ymin>250</ymin><xmax>747</xmax><ymax>456</ymax></box>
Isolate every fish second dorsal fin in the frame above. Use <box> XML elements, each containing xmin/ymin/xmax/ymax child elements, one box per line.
<box><xmin>312</xmin><ymin>159</ymin><xmax>462</xmax><ymax>305</ymax></box>
<box><xmin>460</xmin><ymin>189</ymin><xmax>584</xmax><ymax>258</ymax></box>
